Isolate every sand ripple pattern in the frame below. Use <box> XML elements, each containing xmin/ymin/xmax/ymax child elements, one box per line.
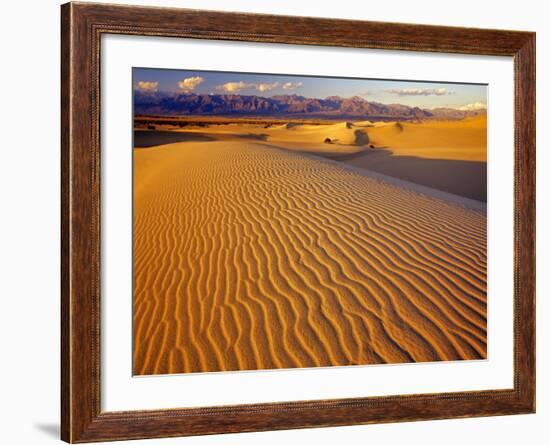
<box><xmin>133</xmin><ymin>141</ymin><xmax>487</xmax><ymax>375</ymax></box>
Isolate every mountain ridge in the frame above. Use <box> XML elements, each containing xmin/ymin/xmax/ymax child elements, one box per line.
<box><xmin>134</xmin><ymin>91</ymin><xmax>486</xmax><ymax>120</ymax></box>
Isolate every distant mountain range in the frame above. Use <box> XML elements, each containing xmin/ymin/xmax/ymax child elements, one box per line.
<box><xmin>134</xmin><ymin>91</ymin><xmax>486</xmax><ymax>121</ymax></box>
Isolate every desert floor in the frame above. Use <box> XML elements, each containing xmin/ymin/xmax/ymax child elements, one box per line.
<box><xmin>133</xmin><ymin>118</ymin><xmax>487</xmax><ymax>375</ymax></box>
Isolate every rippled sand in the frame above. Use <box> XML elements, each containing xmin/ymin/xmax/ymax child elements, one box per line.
<box><xmin>133</xmin><ymin>140</ymin><xmax>486</xmax><ymax>375</ymax></box>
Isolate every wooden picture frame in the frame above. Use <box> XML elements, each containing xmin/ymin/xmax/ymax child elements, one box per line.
<box><xmin>61</xmin><ymin>2</ymin><xmax>535</xmax><ymax>442</ymax></box>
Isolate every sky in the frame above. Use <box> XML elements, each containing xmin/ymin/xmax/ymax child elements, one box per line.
<box><xmin>133</xmin><ymin>68</ymin><xmax>487</xmax><ymax>110</ymax></box>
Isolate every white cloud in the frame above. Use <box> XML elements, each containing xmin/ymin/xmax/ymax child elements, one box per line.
<box><xmin>215</xmin><ymin>81</ymin><xmax>253</xmax><ymax>93</ymax></box>
<box><xmin>215</xmin><ymin>80</ymin><xmax>295</xmax><ymax>93</ymax></box>
<box><xmin>282</xmin><ymin>82</ymin><xmax>303</xmax><ymax>90</ymax></box>
<box><xmin>177</xmin><ymin>76</ymin><xmax>204</xmax><ymax>92</ymax></box>
<box><xmin>458</xmin><ymin>101</ymin><xmax>487</xmax><ymax>111</ymax></box>
<box><xmin>385</xmin><ymin>87</ymin><xmax>453</xmax><ymax>96</ymax></box>
<box><xmin>257</xmin><ymin>82</ymin><xmax>280</xmax><ymax>92</ymax></box>
<box><xmin>137</xmin><ymin>81</ymin><xmax>158</xmax><ymax>92</ymax></box>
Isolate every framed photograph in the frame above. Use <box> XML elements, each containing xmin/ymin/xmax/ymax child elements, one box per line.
<box><xmin>61</xmin><ymin>2</ymin><xmax>535</xmax><ymax>442</ymax></box>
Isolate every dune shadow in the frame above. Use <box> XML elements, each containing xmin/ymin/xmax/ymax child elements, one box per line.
<box><xmin>235</xmin><ymin>133</ymin><xmax>269</xmax><ymax>141</ymax></box>
<box><xmin>134</xmin><ymin>130</ymin><xmax>215</xmax><ymax>148</ymax></box>
<box><xmin>336</xmin><ymin>148</ymin><xmax>487</xmax><ymax>202</ymax></box>
<box><xmin>261</xmin><ymin>142</ymin><xmax>486</xmax><ymax>202</ymax></box>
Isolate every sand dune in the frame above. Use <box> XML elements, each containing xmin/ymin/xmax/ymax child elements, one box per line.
<box><xmin>147</xmin><ymin>115</ymin><xmax>486</xmax><ymax>159</ymax></box>
<box><xmin>365</xmin><ymin>116</ymin><xmax>487</xmax><ymax>161</ymax></box>
<box><xmin>266</xmin><ymin>121</ymin><xmax>371</xmax><ymax>147</ymax></box>
<box><xmin>135</xmin><ymin>116</ymin><xmax>487</xmax><ymax>201</ymax></box>
<box><xmin>133</xmin><ymin>140</ymin><xmax>487</xmax><ymax>375</ymax></box>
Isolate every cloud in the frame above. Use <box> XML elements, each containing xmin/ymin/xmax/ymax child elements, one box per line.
<box><xmin>385</xmin><ymin>87</ymin><xmax>453</xmax><ymax>96</ymax></box>
<box><xmin>282</xmin><ymin>82</ymin><xmax>303</xmax><ymax>90</ymax></box>
<box><xmin>137</xmin><ymin>81</ymin><xmax>158</xmax><ymax>92</ymax></box>
<box><xmin>215</xmin><ymin>81</ymin><xmax>253</xmax><ymax>93</ymax></box>
<box><xmin>255</xmin><ymin>82</ymin><xmax>279</xmax><ymax>92</ymax></box>
<box><xmin>215</xmin><ymin>80</ymin><xmax>291</xmax><ymax>93</ymax></box>
<box><xmin>458</xmin><ymin>101</ymin><xmax>487</xmax><ymax>111</ymax></box>
<box><xmin>177</xmin><ymin>76</ymin><xmax>204</xmax><ymax>92</ymax></box>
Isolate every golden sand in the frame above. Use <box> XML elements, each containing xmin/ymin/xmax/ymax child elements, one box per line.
<box><xmin>133</xmin><ymin>131</ymin><xmax>487</xmax><ymax>375</ymax></box>
<box><xmin>364</xmin><ymin>116</ymin><xmax>487</xmax><ymax>161</ymax></box>
<box><xmin>141</xmin><ymin>115</ymin><xmax>486</xmax><ymax>160</ymax></box>
<box><xmin>135</xmin><ymin>115</ymin><xmax>487</xmax><ymax>201</ymax></box>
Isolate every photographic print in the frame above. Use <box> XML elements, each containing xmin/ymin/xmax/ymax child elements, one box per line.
<box><xmin>132</xmin><ymin>68</ymin><xmax>487</xmax><ymax>376</ymax></box>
